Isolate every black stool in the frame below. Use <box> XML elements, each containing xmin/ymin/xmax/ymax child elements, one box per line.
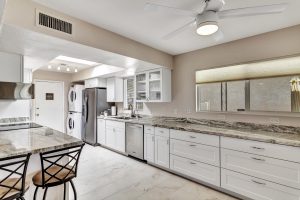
<box><xmin>32</xmin><ymin>144</ymin><xmax>84</xmax><ymax>200</ymax></box>
<box><xmin>0</xmin><ymin>153</ymin><xmax>31</xmax><ymax>200</ymax></box>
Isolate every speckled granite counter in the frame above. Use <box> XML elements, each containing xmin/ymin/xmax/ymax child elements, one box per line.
<box><xmin>103</xmin><ymin>116</ymin><xmax>300</xmax><ymax>148</ymax></box>
<box><xmin>0</xmin><ymin>126</ymin><xmax>83</xmax><ymax>159</ymax></box>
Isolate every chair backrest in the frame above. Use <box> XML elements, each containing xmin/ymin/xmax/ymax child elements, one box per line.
<box><xmin>0</xmin><ymin>153</ymin><xmax>31</xmax><ymax>200</ymax></box>
<box><xmin>39</xmin><ymin>144</ymin><xmax>84</xmax><ymax>187</ymax></box>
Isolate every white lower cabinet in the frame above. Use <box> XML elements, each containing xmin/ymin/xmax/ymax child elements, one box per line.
<box><xmin>144</xmin><ymin>133</ymin><xmax>155</xmax><ymax>163</ymax></box>
<box><xmin>155</xmin><ymin>135</ymin><xmax>170</xmax><ymax>168</ymax></box>
<box><xmin>221</xmin><ymin>169</ymin><xmax>300</xmax><ymax>200</ymax></box>
<box><xmin>170</xmin><ymin>139</ymin><xmax>219</xmax><ymax>166</ymax></box>
<box><xmin>221</xmin><ymin>149</ymin><xmax>300</xmax><ymax>189</ymax></box>
<box><xmin>97</xmin><ymin>119</ymin><xmax>106</xmax><ymax>145</ymax></box>
<box><xmin>171</xmin><ymin>155</ymin><xmax>220</xmax><ymax>186</ymax></box>
<box><xmin>105</xmin><ymin>121</ymin><xmax>125</xmax><ymax>153</ymax></box>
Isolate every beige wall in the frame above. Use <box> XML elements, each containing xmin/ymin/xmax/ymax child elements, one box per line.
<box><xmin>145</xmin><ymin>25</ymin><xmax>300</xmax><ymax>126</ymax></box>
<box><xmin>3</xmin><ymin>0</ymin><xmax>173</xmax><ymax>69</ymax></box>
<box><xmin>32</xmin><ymin>70</ymin><xmax>73</xmax><ymax>130</ymax></box>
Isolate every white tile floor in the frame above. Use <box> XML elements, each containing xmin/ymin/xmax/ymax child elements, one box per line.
<box><xmin>72</xmin><ymin>145</ymin><xmax>238</xmax><ymax>200</ymax></box>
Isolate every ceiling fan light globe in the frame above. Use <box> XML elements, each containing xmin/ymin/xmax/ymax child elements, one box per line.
<box><xmin>197</xmin><ymin>22</ymin><xmax>219</xmax><ymax>36</ymax></box>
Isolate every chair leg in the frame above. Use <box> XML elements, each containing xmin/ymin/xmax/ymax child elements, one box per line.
<box><xmin>63</xmin><ymin>182</ymin><xmax>66</xmax><ymax>200</ymax></box>
<box><xmin>20</xmin><ymin>197</ymin><xmax>25</xmax><ymax>200</ymax></box>
<box><xmin>33</xmin><ymin>187</ymin><xmax>39</xmax><ymax>200</ymax></box>
<box><xmin>70</xmin><ymin>180</ymin><xmax>77</xmax><ymax>200</ymax></box>
<box><xmin>43</xmin><ymin>187</ymin><xmax>48</xmax><ymax>200</ymax></box>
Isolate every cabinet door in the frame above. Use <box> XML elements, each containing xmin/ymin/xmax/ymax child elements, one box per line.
<box><xmin>155</xmin><ymin>136</ymin><xmax>170</xmax><ymax>168</ymax></box>
<box><xmin>97</xmin><ymin>119</ymin><xmax>106</xmax><ymax>145</ymax></box>
<box><xmin>136</xmin><ymin>73</ymin><xmax>147</xmax><ymax>102</ymax></box>
<box><xmin>106</xmin><ymin>127</ymin><xmax>115</xmax><ymax>149</ymax></box>
<box><xmin>148</xmin><ymin>70</ymin><xmax>161</xmax><ymax>101</ymax></box>
<box><xmin>144</xmin><ymin>133</ymin><xmax>155</xmax><ymax>163</ymax></box>
<box><xmin>221</xmin><ymin>169</ymin><xmax>300</xmax><ymax>200</ymax></box>
<box><xmin>106</xmin><ymin>78</ymin><xmax>115</xmax><ymax>102</ymax></box>
<box><xmin>170</xmin><ymin>155</ymin><xmax>220</xmax><ymax>187</ymax></box>
<box><xmin>115</xmin><ymin>128</ymin><xmax>125</xmax><ymax>153</ymax></box>
<box><xmin>0</xmin><ymin>52</ymin><xmax>23</xmax><ymax>82</ymax></box>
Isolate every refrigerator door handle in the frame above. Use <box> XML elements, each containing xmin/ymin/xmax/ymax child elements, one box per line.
<box><xmin>85</xmin><ymin>96</ymin><xmax>89</xmax><ymax>123</ymax></box>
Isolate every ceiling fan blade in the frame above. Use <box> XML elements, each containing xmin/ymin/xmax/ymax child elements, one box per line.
<box><xmin>144</xmin><ymin>2</ymin><xmax>198</xmax><ymax>17</ymax></box>
<box><xmin>218</xmin><ymin>3</ymin><xmax>288</xmax><ymax>19</ymax></box>
<box><xmin>162</xmin><ymin>20</ymin><xmax>196</xmax><ymax>40</ymax></box>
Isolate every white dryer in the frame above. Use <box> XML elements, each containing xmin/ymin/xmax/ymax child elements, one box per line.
<box><xmin>68</xmin><ymin>85</ymin><xmax>84</xmax><ymax>112</ymax></box>
<box><xmin>67</xmin><ymin>112</ymin><xmax>82</xmax><ymax>140</ymax></box>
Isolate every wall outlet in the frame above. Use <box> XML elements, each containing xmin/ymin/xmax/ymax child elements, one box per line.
<box><xmin>269</xmin><ymin>117</ymin><xmax>280</xmax><ymax>124</ymax></box>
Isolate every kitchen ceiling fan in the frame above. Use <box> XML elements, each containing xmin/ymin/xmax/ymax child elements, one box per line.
<box><xmin>145</xmin><ymin>0</ymin><xmax>288</xmax><ymax>40</ymax></box>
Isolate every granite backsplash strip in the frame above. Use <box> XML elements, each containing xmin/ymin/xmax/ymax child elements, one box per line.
<box><xmin>0</xmin><ymin>117</ymin><xmax>30</xmax><ymax>124</ymax></box>
<box><xmin>168</xmin><ymin>118</ymin><xmax>300</xmax><ymax>135</ymax></box>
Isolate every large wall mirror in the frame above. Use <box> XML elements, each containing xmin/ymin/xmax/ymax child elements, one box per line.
<box><xmin>196</xmin><ymin>56</ymin><xmax>300</xmax><ymax>113</ymax></box>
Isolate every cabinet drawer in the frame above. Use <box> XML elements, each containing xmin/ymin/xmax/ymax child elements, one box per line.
<box><xmin>170</xmin><ymin>139</ymin><xmax>219</xmax><ymax>166</ymax></box>
<box><xmin>144</xmin><ymin>125</ymin><xmax>154</xmax><ymax>135</ymax></box>
<box><xmin>222</xmin><ymin>149</ymin><xmax>300</xmax><ymax>189</ymax></box>
<box><xmin>155</xmin><ymin>127</ymin><xmax>170</xmax><ymax>137</ymax></box>
<box><xmin>221</xmin><ymin>169</ymin><xmax>300</xmax><ymax>200</ymax></box>
<box><xmin>221</xmin><ymin>137</ymin><xmax>300</xmax><ymax>163</ymax></box>
<box><xmin>170</xmin><ymin>129</ymin><xmax>219</xmax><ymax>147</ymax></box>
<box><xmin>106</xmin><ymin>120</ymin><xmax>125</xmax><ymax>129</ymax></box>
<box><xmin>170</xmin><ymin>155</ymin><xmax>220</xmax><ymax>187</ymax></box>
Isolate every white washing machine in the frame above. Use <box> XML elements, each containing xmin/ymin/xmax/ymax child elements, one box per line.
<box><xmin>67</xmin><ymin>112</ymin><xmax>82</xmax><ymax>140</ymax></box>
<box><xmin>68</xmin><ymin>85</ymin><xmax>84</xmax><ymax>112</ymax></box>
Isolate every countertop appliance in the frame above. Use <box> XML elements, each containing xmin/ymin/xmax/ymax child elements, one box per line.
<box><xmin>0</xmin><ymin>82</ymin><xmax>34</xmax><ymax>99</ymax></box>
<box><xmin>0</xmin><ymin>123</ymin><xmax>42</xmax><ymax>131</ymax></box>
<box><xmin>82</xmin><ymin>88</ymin><xmax>111</xmax><ymax>145</ymax></box>
<box><xmin>126</xmin><ymin>123</ymin><xmax>144</xmax><ymax>160</ymax></box>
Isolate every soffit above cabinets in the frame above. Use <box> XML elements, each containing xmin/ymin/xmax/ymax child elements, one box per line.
<box><xmin>34</xmin><ymin>0</ymin><xmax>300</xmax><ymax>55</ymax></box>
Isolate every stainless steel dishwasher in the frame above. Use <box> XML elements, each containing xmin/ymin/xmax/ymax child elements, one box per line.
<box><xmin>126</xmin><ymin>123</ymin><xmax>144</xmax><ymax>160</ymax></box>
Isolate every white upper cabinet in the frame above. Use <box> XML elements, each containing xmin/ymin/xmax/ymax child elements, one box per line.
<box><xmin>107</xmin><ymin>77</ymin><xmax>123</xmax><ymax>102</ymax></box>
<box><xmin>23</xmin><ymin>68</ymin><xmax>32</xmax><ymax>83</ymax></box>
<box><xmin>0</xmin><ymin>51</ymin><xmax>23</xmax><ymax>83</ymax></box>
<box><xmin>136</xmin><ymin>68</ymin><xmax>171</xmax><ymax>102</ymax></box>
<box><xmin>85</xmin><ymin>78</ymin><xmax>107</xmax><ymax>88</ymax></box>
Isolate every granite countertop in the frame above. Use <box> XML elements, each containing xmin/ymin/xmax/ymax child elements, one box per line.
<box><xmin>0</xmin><ymin>126</ymin><xmax>83</xmax><ymax>159</ymax></box>
<box><xmin>104</xmin><ymin>116</ymin><xmax>300</xmax><ymax>148</ymax></box>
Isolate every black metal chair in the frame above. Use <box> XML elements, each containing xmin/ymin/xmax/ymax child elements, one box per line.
<box><xmin>0</xmin><ymin>153</ymin><xmax>31</xmax><ymax>200</ymax></box>
<box><xmin>32</xmin><ymin>144</ymin><xmax>84</xmax><ymax>200</ymax></box>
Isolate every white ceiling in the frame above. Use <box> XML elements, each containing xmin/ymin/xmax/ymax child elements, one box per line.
<box><xmin>33</xmin><ymin>0</ymin><xmax>300</xmax><ymax>55</ymax></box>
<box><xmin>0</xmin><ymin>25</ymin><xmax>162</xmax><ymax>76</ymax></box>
<box><xmin>39</xmin><ymin>58</ymin><xmax>98</xmax><ymax>73</ymax></box>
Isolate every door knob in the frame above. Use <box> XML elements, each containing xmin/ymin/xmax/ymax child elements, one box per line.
<box><xmin>36</xmin><ymin>114</ymin><xmax>39</xmax><ymax>116</ymax></box>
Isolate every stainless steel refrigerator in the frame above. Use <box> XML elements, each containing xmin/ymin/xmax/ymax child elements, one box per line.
<box><xmin>82</xmin><ymin>88</ymin><xmax>110</xmax><ymax>145</ymax></box>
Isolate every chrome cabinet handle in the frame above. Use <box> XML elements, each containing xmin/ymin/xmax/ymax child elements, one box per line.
<box><xmin>251</xmin><ymin>146</ymin><xmax>265</xmax><ymax>150</ymax></box>
<box><xmin>251</xmin><ymin>179</ymin><xmax>266</xmax><ymax>185</ymax></box>
<box><xmin>251</xmin><ymin>157</ymin><xmax>265</xmax><ymax>162</ymax></box>
<box><xmin>190</xmin><ymin>162</ymin><xmax>197</xmax><ymax>165</ymax></box>
<box><xmin>189</xmin><ymin>136</ymin><xmax>196</xmax><ymax>139</ymax></box>
<box><xmin>189</xmin><ymin>144</ymin><xmax>197</xmax><ymax>147</ymax></box>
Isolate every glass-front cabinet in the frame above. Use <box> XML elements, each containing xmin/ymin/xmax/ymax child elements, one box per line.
<box><xmin>135</xmin><ymin>68</ymin><xmax>171</xmax><ymax>102</ymax></box>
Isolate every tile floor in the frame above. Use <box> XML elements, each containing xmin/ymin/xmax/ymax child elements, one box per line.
<box><xmin>72</xmin><ymin>145</ymin><xmax>238</xmax><ymax>200</ymax></box>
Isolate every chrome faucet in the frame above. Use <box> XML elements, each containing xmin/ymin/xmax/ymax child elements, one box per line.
<box><xmin>128</xmin><ymin>104</ymin><xmax>134</xmax><ymax>117</ymax></box>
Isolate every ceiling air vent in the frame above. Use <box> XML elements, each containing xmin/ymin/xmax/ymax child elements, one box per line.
<box><xmin>36</xmin><ymin>11</ymin><xmax>73</xmax><ymax>35</ymax></box>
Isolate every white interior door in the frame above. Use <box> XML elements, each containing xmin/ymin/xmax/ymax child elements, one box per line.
<box><xmin>34</xmin><ymin>80</ymin><xmax>64</xmax><ymax>132</ymax></box>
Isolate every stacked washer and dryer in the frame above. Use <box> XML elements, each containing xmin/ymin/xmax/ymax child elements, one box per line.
<box><xmin>67</xmin><ymin>85</ymin><xmax>84</xmax><ymax>139</ymax></box>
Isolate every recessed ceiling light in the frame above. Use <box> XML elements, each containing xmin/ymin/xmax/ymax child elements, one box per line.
<box><xmin>57</xmin><ymin>66</ymin><xmax>61</xmax><ymax>71</ymax></box>
<box><xmin>66</xmin><ymin>67</ymin><xmax>70</xmax><ymax>72</ymax></box>
<box><xmin>196</xmin><ymin>21</ymin><xmax>219</xmax><ymax>36</ymax></box>
<box><xmin>56</xmin><ymin>55</ymin><xmax>98</xmax><ymax>66</ymax></box>
<box><xmin>75</xmin><ymin>68</ymin><xmax>78</xmax><ymax>73</ymax></box>
<box><xmin>48</xmin><ymin>65</ymin><xmax>52</xmax><ymax>69</ymax></box>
